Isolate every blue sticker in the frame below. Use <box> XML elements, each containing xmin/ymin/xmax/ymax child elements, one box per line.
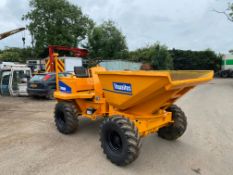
<box><xmin>59</xmin><ymin>81</ymin><xmax>71</xmax><ymax>93</ymax></box>
<box><xmin>113</xmin><ymin>82</ymin><xmax>132</xmax><ymax>93</ymax></box>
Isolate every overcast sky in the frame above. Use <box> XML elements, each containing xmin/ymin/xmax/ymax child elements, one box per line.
<box><xmin>0</xmin><ymin>0</ymin><xmax>232</xmax><ymax>53</ymax></box>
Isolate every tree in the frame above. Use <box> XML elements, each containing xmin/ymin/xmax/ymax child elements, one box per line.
<box><xmin>87</xmin><ymin>21</ymin><xmax>128</xmax><ymax>59</ymax></box>
<box><xmin>213</xmin><ymin>3</ymin><xmax>233</xmax><ymax>22</ymax></box>
<box><xmin>169</xmin><ymin>49</ymin><xmax>222</xmax><ymax>72</ymax></box>
<box><xmin>22</xmin><ymin>0</ymin><xmax>94</xmax><ymax>56</ymax></box>
<box><xmin>0</xmin><ymin>48</ymin><xmax>22</xmax><ymax>62</ymax></box>
<box><xmin>214</xmin><ymin>3</ymin><xmax>233</xmax><ymax>56</ymax></box>
<box><xmin>151</xmin><ymin>44</ymin><xmax>173</xmax><ymax>70</ymax></box>
<box><xmin>128</xmin><ymin>43</ymin><xmax>173</xmax><ymax>70</ymax></box>
<box><xmin>0</xmin><ymin>47</ymin><xmax>35</xmax><ymax>63</ymax></box>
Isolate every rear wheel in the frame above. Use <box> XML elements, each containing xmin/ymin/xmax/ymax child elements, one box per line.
<box><xmin>100</xmin><ymin>116</ymin><xmax>141</xmax><ymax>166</ymax></box>
<box><xmin>54</xmin><ymin>102</ymin><xmax>79</xmax><ymax>134</ymax></box>
<box><xmin>221</xmin><ymin>71</ymin><xmax>229</xmax><ymax>78</ymax></box>
<box><xmin>46</xmin><ymin>89</ymin><xmax>55</xmax><ymax>100</ymax></box>
<box><xmin>158</xmin><ymin>105</ymin><xmax>187</xmax><ymax>140</ymax></box>
<box><xmin>229</xmin><ymin>71</ymin><xmax>233</xmax><ymax>78</ymax></box>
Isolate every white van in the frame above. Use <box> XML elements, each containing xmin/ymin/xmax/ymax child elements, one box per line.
<box><xmin>0</xmin><ymin>64</ymin><xmax>32</xmax><ymax>96</ymax></box>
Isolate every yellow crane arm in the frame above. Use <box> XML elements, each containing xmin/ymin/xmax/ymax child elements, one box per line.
<box><xmin>0</xmin><ymin>27</ymin><xmax>25</xmax><ymax>40</ymax></box>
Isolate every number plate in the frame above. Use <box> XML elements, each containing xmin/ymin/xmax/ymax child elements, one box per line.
<box><xmin>30</xmin><ymin>84</ymin><xmax>37</xmax><ymax>88</ymax></box>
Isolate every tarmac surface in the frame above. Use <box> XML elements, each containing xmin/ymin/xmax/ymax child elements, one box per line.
<box><xmin>0</xmin><ymin>78</ymin><xmax>232</xmax><ymax>175</ymax></box>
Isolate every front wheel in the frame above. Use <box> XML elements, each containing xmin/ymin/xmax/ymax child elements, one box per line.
<box><xmin>100</xmin><ymin>116</ymin><xmax>141</xmax><ymax>166</ymax></box>
<box><xmin>158</xmin><ymin>105</ymin><xmax>187</xmax><ymax>140</ymax></box>
<box><xmin>54</xmin><ymin>102</ymin><xmax>79</xmax><ymax>134</ymax></box>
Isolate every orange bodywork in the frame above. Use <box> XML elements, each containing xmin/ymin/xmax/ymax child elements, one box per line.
<box><xmin>54</xmin><ymin>54</ymin><xmax>213</xmax><ymax>136</ymax></box>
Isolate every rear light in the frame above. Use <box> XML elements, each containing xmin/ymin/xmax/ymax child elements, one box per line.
<box><xmin>43</xmin><ymin>74</ymin><xmax>51</xmax><ymax>81</ymax></box>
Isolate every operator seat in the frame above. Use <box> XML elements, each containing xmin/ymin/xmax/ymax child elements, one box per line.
<box><xmin>74</xmin><ymin>66</ymin><xmax>89</xmax><ymax>78</ymax></box>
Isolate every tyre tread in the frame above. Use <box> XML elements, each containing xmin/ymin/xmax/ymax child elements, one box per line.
<box><xmin>158</xmin><ymin>105</ymin><xmax>187</xmax><ymax>140</ymax></box>
<box><xmin>100</xmin><ymin>116</ymin><xmax>141</xmax><ymax>166</ymax></box>
<box><xmin>54</xmin><ymin>101</ymin><xmax>79</xmax><ymax>134</ymax></box>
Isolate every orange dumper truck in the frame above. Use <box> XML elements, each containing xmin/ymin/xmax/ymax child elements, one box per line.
<box><xmin>52</xmin><ymin>54</ymin><xmax>213</xmax><ymax>166</ymax></box>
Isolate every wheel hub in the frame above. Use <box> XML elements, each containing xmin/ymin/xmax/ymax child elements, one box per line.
<box><xmin>107</xmin><ymin>130</ymin><xmax>123</xmax><ymax>152</ymax></box>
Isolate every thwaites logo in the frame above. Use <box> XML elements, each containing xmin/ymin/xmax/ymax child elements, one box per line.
<box><xmin>59</xmin><ymin>81</ymin><xmax>71</xmax><ymax>93</ymax></box>
<box><xmin>113</xmin><ymin>82</ymin><xmax>132</xmax><ymax>94</ymax></box>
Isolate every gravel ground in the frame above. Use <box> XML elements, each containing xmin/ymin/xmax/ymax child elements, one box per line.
<box><xmin>0</xmin><ymin>78</ymin><xmax>232</xmax><ymax>175</ymax></box>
